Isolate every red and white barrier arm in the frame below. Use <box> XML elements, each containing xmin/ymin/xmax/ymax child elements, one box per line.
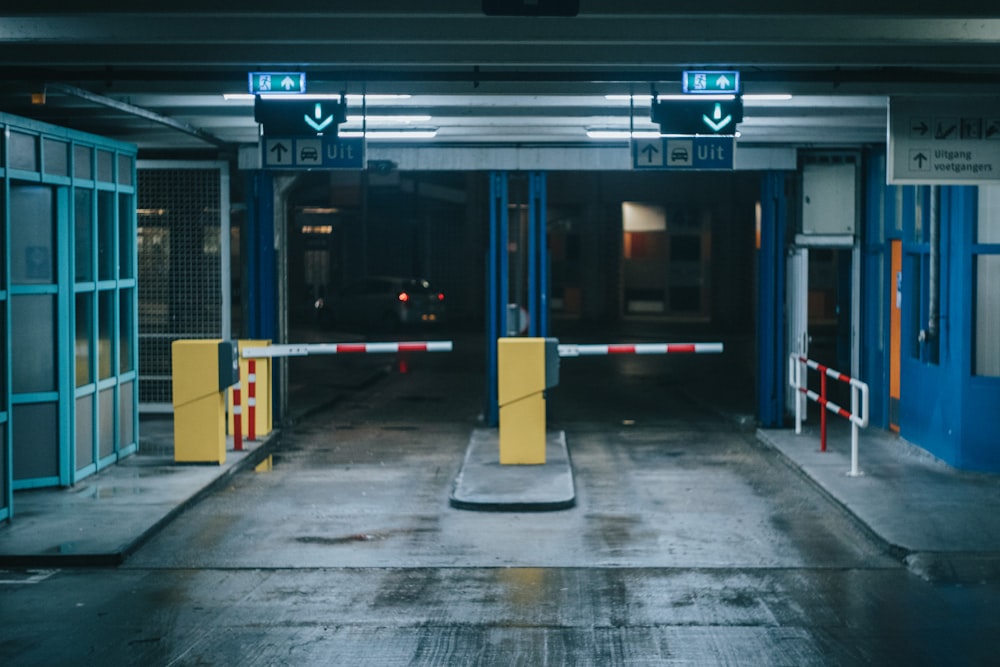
<box><xmin>242</xmin><ymin>341</ymin><xmax>454</xmax><ymax>359</ymax></box>
<box><xmin>558</xmin><ymin>342</ymin><xmax>723</xmax><ymax>357</ymax></box>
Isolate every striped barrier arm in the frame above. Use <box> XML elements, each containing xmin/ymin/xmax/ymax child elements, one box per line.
<box><xmin>242</xmin><ymin>341</ymin><xmax>454</xmax><ymax>358</ymax></box>
<box><xmin>558</xmin><ymin>342</ymin><xmax>724</xmax><ymax>357</ymax></box>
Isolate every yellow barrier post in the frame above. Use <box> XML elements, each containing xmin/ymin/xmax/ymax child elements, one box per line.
<box><xmin>228</xmin><ymin>339</ymin><xmax>272</xmax><ymax>439</ymax></box>
<box><xmin>497</xmin><ymin>337</ymin><xmax>559</xmax><ymax>464</ymax></box>
<box><xmin>172</xmin><ymin>339</ymin><xmax>238</xmax><ymax>464</ymax></box>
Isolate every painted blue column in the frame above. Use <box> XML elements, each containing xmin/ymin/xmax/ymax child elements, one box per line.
<box><xmin>485</xmin><ymin>171</ymin><xmax>509</xmax><ymax>426</ymax></box>
<box><xmin>757</xmin><ymin>172</ymin><xmax>788</xmax><ymax>427</ymax></box>
<box><xmin>247</xmin><ymin>171</ymin><xmax>276</xmax><ymax>341</ymax></box>
<box><xmin>528</xmin><ymin>171</ymin><xmax>548</xmax><ymax>337</ymax></box>
<box><xmin>861</xmin><ymin>147</ymin><xmax>890</xmax><ymax>428</ymax></box>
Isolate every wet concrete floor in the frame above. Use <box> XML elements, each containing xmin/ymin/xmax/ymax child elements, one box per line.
<box><xmin>3</xmin><ymin>330</ymin><xmax>1000</xmax><ymax>665</ymax></box>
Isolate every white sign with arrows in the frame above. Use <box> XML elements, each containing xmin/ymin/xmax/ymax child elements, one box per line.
<box><xmin>889</xmin><ymin>96</ymin><xmax>1000</xmax><ymax>184</ymax></box>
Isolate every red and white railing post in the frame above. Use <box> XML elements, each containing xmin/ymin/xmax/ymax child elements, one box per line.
<box><xmin>788</xmin><ymin>354</ymin><xmax>869</xmax><ymax>477</ymax></box>
<box><xmin>247</xmin><ymin>359</ymin><xmax>257</xmax><ymax>442</ymax></box>
<box><xmin>232</xmin><ymin>382</ymin><xmax>243</xmax><ymax>452</ymax></box>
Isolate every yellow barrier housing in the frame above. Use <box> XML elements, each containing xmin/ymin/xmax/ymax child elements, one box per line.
<box><xmin>497</xmin><ymin>337</ymin><xmax>559</xmax><ymax>464</ymax></box>
<box><xmin>171</xmin><ymin>339</ymin><xmax>238</xmax><ymax>464</ymax></box>
<box><xmin>227</xmin><ymin>339</ymin><xmax>273</xmax><ymax>439</ymax></box>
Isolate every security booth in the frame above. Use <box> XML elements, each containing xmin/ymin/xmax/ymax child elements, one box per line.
<box><xmin>0</xmin><ymin>112</ymin><xmax>138</xmax><ymax>523</ymax></box>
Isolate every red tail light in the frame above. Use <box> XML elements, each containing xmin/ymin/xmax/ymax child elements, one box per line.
<box><xmin>437</xmin><ymin>292</ymin><xmax>445</xmax><ymax>301</ymax></box>
<box><xmin>398</xmin><ymin>292</ymin><xmax>410</xmax><ymax>302</ymax></box>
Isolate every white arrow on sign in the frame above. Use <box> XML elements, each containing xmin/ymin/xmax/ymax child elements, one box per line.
<box><xmin>702</xmin><ymin>103</ymin><xmax>733</xmax><ymax>132</ymax></box>
<box><xmin>281</xmin><ymin>76</ymin><xmax>297</xmax><ymax>91</ymax></box>
<box><xmin>716</xmin><ymin>75</ymin><xmax>731</xmax><ymax>89</ymax></box>
<box><xmin>304</xmin><ymin>103</ymin><xmax>334</xmax><ymax>132</ymax></box>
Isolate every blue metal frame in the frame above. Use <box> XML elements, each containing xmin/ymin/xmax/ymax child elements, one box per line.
<box><xmin>485</xmin><ymin>171</ymin><xmax>509</xmax><ymax>427</ymax></box>
<box><xmin>0</xmin><ymin>113</ymin><xmax>137</xmax><ymax>509</ymax></box>
<box><xmin>861</xmin><ymin>147</ymin><xmax>891</xmax><ymax>429</ymax></box>
<box><xmin>247</xmin><ymin>170</ymin><xmax>277</xmax><ymax>341</ymax></box>
<box><xmin>756</xmin><ymin>171</ymin><xmax>789</xmax><ymax>427</ymax></box>
<box><xmin>528</xmin><ymin>171</ymin><xmax>549</xmax><ymax>337</ymax></box>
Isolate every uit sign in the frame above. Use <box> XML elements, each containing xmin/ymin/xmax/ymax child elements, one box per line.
<box><xmin>632</xmin><ymin>136</ymin><xmax>735</xmax><ymax>171</ymax></box>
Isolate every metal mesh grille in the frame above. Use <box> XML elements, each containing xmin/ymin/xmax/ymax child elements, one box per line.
<box><xmin>138</xmin><ymin>168</ymin><xmax>223</xmax><ymax>405</ymax></box>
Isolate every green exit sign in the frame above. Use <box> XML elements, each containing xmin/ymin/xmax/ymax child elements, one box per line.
<box><xmin>682</xmin><ymin>70</ymin><xmax>740</xmax><ymax>95</ymax></box>
<box><xmin>248</xmin><ymin>72</ymin><xmax>306</xmax><ymax>95</ymax></box>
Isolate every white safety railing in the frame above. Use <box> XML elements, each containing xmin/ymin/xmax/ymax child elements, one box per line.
<box><xmin>788</xmin><ymin>354</ymin><xmax>869</xmax><ymax>477</ymax></box>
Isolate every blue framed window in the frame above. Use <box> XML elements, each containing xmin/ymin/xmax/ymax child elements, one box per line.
<box><xmin>1</xmin><ymin>112</ymin><xmax>136</xmax><ymax>506</ymax></box>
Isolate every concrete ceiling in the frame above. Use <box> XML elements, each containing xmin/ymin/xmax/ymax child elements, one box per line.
<box><xmin>1</xmin><ymin>2</ymin><xmax>999</xmax><ymax>153</ymax></box>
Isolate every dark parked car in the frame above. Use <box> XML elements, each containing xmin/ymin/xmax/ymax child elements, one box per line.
<box><xmin>329</xmin><ymin>276</ymin><xmax>446</xmax><ymax>331</ymax></box>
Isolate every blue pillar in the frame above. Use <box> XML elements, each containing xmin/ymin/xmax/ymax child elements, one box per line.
<box><xmin>757</xmin><ymin>172</ymin><xmax>789</xmax><ymax>427</ymax></box>
<box><xmin>246</xmin><ymin>171</ymin><xmax>276</xmax><ymax>340</ymax></box>
<box><xmin>485</xmin><ymin>171</ymin><xmax>509</xmax><ymax>426</ymax></box>
<box><xmin>528</xmin><ymin>171</ymin><xmax>549</xmax><ymax>337</ymax></box>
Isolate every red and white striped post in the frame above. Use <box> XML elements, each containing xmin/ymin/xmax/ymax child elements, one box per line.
<box><xmin>232</xmin><ymin>382</ymin><xmax>243</xmax><ymax>452</ymax></box>
<box><xmin>247</xmin><ymin>359</ymin><xmax>257</xmax><ymax>442</ymax></box>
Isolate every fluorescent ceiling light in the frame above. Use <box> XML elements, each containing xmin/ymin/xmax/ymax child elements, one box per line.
<box><xmin>223</xmin><ymin>93</ymin><xmax>411</xmax><ymax>101</ymax></box>
<box><xmin>586</xmin><ymin>130</ymin><xmax>661</xmax><ymax>139</ymax></box>
<box><xmin>345</xmin><ymin>115</ymin><xmax>432</xmax><ymax>123</ymax></box>
<box><xmin>605</xmin><ymin>93</ymin><xmax>792</xmax><ymax>102</ymax></box>
<box><xmin>339</xmin><ymin>129</ymin><xmax>438</xmax><ymax>139</ymax></box>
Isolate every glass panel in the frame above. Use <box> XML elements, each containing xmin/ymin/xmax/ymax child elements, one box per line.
<box><xmin>117</xmin><ymin>154</ymin><xmax>134</xmax><ymax>186</ymax></box>
<box><xmin>97</xmin><ymin>150</ymin><xmax>114</xmax><ymax>182</ymax></box>
<box><xmin>0</xmin><ymin>308</ymin><xmax>5</xmax><ymax>406</ymax></box>
<box><xmin>912</xmin><ymin>187</ymin><xmax>925</xmax><ymax>244</ymax></box>
<box><xmin>76</xmin><ymin>394</ymin><xmax>94</xmax><ymax>471</ymax></box>
<box><xmin>118</xmin><ymin>193</ymin><xmax>134</xmax><ymax>278</ymax></box>
<box><xmin>76</xmin><ymin>292</ymin><xmax>93</xmax><ymax>387</ymax></box>
<box><xmin>13</xmin><ymin>403</ymin><xmax>58</xmax><ymax>481</ymax></box>
<box><xmin>99</xmin><ymin>290</ymin><xmax>114</xmax><ymax>380</ymax></box>
<box><xmin>119</xmin><ymin>289</ymin><xmax>134</xmax><ymax>373</ymax></box>
<box><xmin>975</xmin><ymin>255</ymin><xmax>1000</xmax><ymax>377</ymax></box>
<box><xmin>74</xmin><ymin>144</ymin><xmax>93</xmax><ymax>180</ymax></box>
<box><xmin>9</xmin><ymin>132</ymin><xmax>38</xmax><ymax>172</ymax></box>
<box><xmin>43</xmin><ymin>138</ymin><xmax>69</xmax><ymax>177</ymax></box>
<box><xmin>909</xmin><ymin>256</ymin><xmax>923</xmax><ymax>361</ymax></box>
<box><xmin>119</xmin><ymin>381</ymin><xmax>134</xmax><ymax>449</ymax></box>
<box><xmin>0</xmin><ymin>187</ymin><xmax>4</xmax><ymax>289</ymax></box>
<box><xmin>893</xmin><ymin>186</ymin><xmax>903</xmax><ymax>233</ymax></box>
<box><xmin>10</xmin><ymin>185</ymin><xmax>54</xmax><ymax>284</ymax></box>
<box><xmin>979</xmin><ymin>185</ymin><xmax>1000</xmax><ymax>244</ymax></box>
<box><xmin>12</xmin><ymin>295</ymin><xmax>56</xmax><ymax>393</ymax></box>
<box><xmin>99</xmin><ymin>388</ymin><xmax>114</xmax><ymax>459</ymax></box>
<box><xmin>98</xmin><ymin>190</ymin><xmax>115</xmax><ymax>280</ymax></box>
<box><xmin>75</xmin><ymin>189</ymin><xmax>94</xmax><ymax>282</ymax></box>
<box><xmin>0</xmin><ymin>424</ymin><xmax>6</xmax><ymax>511</ymax></box>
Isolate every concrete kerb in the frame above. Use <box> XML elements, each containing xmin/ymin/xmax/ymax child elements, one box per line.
<box><xmin>116</xmin><ymin>433</ymin><xmax>281</xmax><ymax>566</ymax></box>
<box><xmin>0</xmin><ymin>433</ymin><xmax>281</xmax><ymax>568</ymax></box>
<box><xmin>755</xmin><ymin>427</ymin><xmax>911</xmax><ymax>563</ymax></box>
<box><xmin>756</xmin><ymin>427</ymin><xmax>1000</xmax><ymax>584</ymax></box>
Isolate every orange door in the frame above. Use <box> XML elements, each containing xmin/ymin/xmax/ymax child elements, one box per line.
<box><xmin>889</xmin><ymin>240</ymin><xmax>902</xmax><ymax>432</ymax></box>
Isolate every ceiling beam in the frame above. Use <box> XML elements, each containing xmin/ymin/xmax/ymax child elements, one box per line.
<box><xmin>44</xmin><ymin>82</ymin><xmax>234</xmax><ymax>149</ymax></box>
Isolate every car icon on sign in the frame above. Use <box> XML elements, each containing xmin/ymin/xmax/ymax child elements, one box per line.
<box><xmin>670</xmin><ymin>147</ymin><xmax>689</xmax><ymax>162</ymax></box>
<box><xmin>300</xmin><ymin>147</ymin><xmax>319</xmax><ymax>161</ymax></box>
